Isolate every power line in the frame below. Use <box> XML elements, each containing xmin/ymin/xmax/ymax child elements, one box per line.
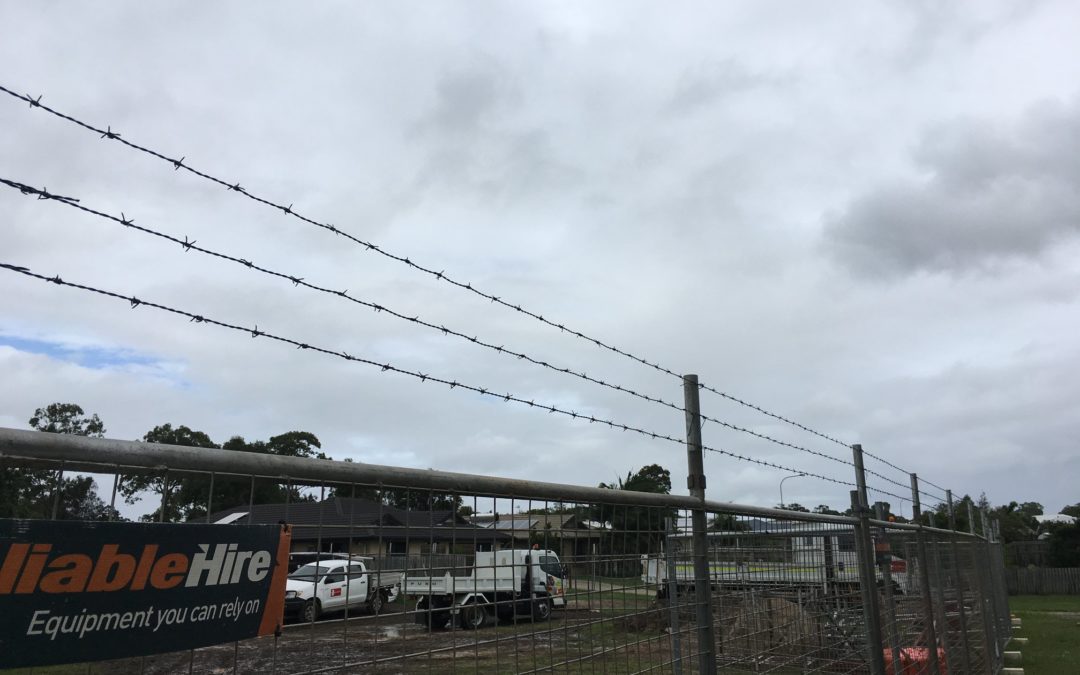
<box><xmin>0</xmin><ymin>260</ymin><xmax>875</xmax><ymax>494</ymax></box>
<box><xmin>0</xmin><ymin>83</ymin><xmax>857</xmax><ymax>455</ymax></box>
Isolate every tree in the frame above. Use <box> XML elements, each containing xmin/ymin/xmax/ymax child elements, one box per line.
<box><xmin>0</xmin><ymin>403</ymin><xmax>119</xmax><ymax>520</ymax></box>
<box><xmin>29</xmin><ymin>402</ymin><xmax>105</xmax><ymax>436</ymax></box>
<box><xmin>813</xmin><ymin>505</ymin><xmax>842</xmax><ymax>516</ymax></box>
<box><xmin>1046</xmin><ymin>522</ymin><xmax>1080</xmax><ymax>567</ymax></box>
<box><xmin>777</xmin><ymin>503</ymin><xmax>809</xmax><ymax>513</ymax></box>
<box><xmin>1060</xmin><ymin>503</ymin><xmax>1080</xmax><ymax>519</ymax></box>
<box><xmin>118</xmin><ymin>424</ymin><xmax>219</xmax><ymax>522</ymax></box>
<box><xmin>592</xmin><ymin>464</ymin><xmax>676</xmax><ymax>557</ymax></box>
<box><xmin>122</xmin><ymin>425</ymin><xmax>338</xmax><ymax>521</ymax></box>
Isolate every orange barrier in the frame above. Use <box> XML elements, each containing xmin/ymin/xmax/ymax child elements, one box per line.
<box><xmin>884</xmin><ymin>647</ymin><xmax>948</xmax><ymax>674</ymax></box>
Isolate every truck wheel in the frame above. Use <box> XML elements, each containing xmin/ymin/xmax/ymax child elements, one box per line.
<box><xmin>459</xmin><ymin>602</ymin><xmax>488</xmax><ymax>629</ymax></box>
<box><xmin>532</xmin><ymin>596</ymin><xmax>552</xmax><ymax>622</ymax></box>
<box><xmin>370</xmin><ymin>591</ymin><xmax>386</xmax><ymax>616</ymax></box>
<box><xmin>303</xmin><ymin>599</ymin><xmax>321</xmax><ymax>623</ymax></box>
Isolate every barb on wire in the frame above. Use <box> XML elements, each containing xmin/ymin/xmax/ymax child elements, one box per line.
<box><xmin>0</xmin><ymin>82</ymin><xmax>860</xmax><ymax>456</ymax></box>
<box><xmin>0</xmin><ymin>176</ymin><xmax>874</xmax><ymax>481</ymax></box>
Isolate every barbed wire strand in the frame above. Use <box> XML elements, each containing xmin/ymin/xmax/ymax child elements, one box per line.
<box><xmin>0</xmin><ymin>83</ymin><xmax>857</xmax><ymax>453</ymax></box>
<box><xmin>0</xmin><ymin>176</ymin><xmax>885</xmax><ymax>484</ymax></box>
<box><xmin>0</xmin><ymin>260</ymin><xmax>887</xmax><ymax>496</ymax></box>
<box><xmin>0</xmin><ymin>178</ymin><xmax>680</xmax><ymax>414</ymax></box>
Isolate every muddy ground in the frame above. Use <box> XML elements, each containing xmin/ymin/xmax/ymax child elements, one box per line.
<box><xmin>76</xmin><ymin>599</ymin><xmax>679</xmax><ymax>675</ymax></box>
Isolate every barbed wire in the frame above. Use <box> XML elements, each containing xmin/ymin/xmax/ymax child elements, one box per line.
<box><xmin>0</xmin><ymin>175</ymin><xmax>883</xmax><ymax>483</ymax></box>
<box><xmin>696</xmin><ymin>382</ymin><xmax>853</xmax><ymax>449</ymax></box>
<box><xmin>0</xmin><ymin>177</ymin><xmax>681</xmax><ymax>413</ymax></box>
<box><xmin>862</xmin><ymin>447</ymin><xmax>910</xmax><ymax>476</ymax></box>
<box><xmin>0</xmin><ymin>260</ymin><xmax>886</xmax><ymax>495</ymax></box>
<box><xmin>0</xmin><ymin>83</ymin><xmax>858</xmax><ymax>455</ymax></box>
<box><xmin>919</xmin><ymin>477</ymin><xmax>950</xmax><ymax>499</ymax></box>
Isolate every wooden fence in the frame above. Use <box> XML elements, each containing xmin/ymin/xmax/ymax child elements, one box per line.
<box><xmin>1005</xmin><ymin>567</ymin><xmax>1080</xmax><ymax>595</ymax></box>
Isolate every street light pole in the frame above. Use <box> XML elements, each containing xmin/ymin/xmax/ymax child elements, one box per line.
<box><xmin>779</xmin><ymin>473</ymin><xmax>805</xmax><ymax>509</ymax></box>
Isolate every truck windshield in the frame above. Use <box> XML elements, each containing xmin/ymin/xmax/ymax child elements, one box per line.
<box><xmin>288</xmin><ymin>563</ymin><xmax>332</xmax><ymax>582</ymax></box>
<box><xmin>539</xmin><ymin>555</ymin><xmax>563</xmax><ymax>578</ymax></box>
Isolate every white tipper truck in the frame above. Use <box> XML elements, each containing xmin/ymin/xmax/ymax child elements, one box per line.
<box><xmin>642</xmin><ymin>532</ymin><xmax>910</xmax><ymax>597</ymax></box>
<box><xmin>402</xmin><ymin>549</ymin><xmax>567</xmax><ymax>629</ymax></box>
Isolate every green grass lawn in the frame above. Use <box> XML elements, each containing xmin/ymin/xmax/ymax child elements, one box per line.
<box><xmin>1009</xmin><ymin>595</ymin><xmax>1080</xmax><ymax>675</ymax></box>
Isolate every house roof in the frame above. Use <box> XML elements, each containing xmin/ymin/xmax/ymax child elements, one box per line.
<box><xmin>470</xmin><ymin>512</ymin><xmax>606</xmax><ymax>538</ymax></box>
<box><xmin>205</xmin><ymin>497</ymin><xmax>509</xmax><ymax>542</ymax></box>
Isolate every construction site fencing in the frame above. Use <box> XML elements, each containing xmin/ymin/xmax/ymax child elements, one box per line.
<box><xmin>0</xmin><ymin>428</ymin><xmax>1010</xmax><ymax>674</ymax></box>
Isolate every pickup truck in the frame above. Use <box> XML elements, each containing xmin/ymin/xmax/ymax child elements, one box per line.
<box><xmin>403</xmin><ymin>549</ymin><xmax>566</xmax><ymax>629</ymax></box>
<box><xmin>285</xmin><ymin>556</ymin><xmax>400</xmax><ymax>622</ymax></box>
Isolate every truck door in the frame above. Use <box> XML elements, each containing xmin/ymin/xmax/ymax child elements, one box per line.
<box><xmin>321</xmin><ymin>564</ymin><xmax>349</xmax><ymax>611</ymax></box>
<box><xmin>347</xmin><ymin>563</ymin><xmax>369</xmax><ymax>609</ymax></box>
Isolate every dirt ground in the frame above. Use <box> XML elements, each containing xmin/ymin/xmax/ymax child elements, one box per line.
<box><xmin>80</xmin><ymin>600</ymin><xmax>679</xmax><ymax>675</ymax></box>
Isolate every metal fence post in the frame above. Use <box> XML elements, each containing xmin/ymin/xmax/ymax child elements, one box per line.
<box><xmin>851</xmin><ymin>445</ymin><xmax>886</xmax><ymax>675</ymax></box>
<box><xmin>873</xmin><ymin>502</ymin><xmax>903</xmax><ymax>675</ymax></box>
<box><xmin>665</xmin><ymin>518</ymin><xmax>683</xmax><ymax>675</ymax></box>
<box><xmin>910</xmin><ymin>474</ymin><xmax>942</xmax><ymax>675</ymax></box>
<box><xmin>980</xmin><ymin>509</ymin><xmax>1004</xmax><ymax>663</ymax></box>
<box><xmin>683</xmin><ymin>374</ymin><xmax>716</xmax><ymax>675</ymax></box>
<box><xmin>946</xmin><ymin>490</ymin><xmax>973</xmax><ymax>674</ymax></box>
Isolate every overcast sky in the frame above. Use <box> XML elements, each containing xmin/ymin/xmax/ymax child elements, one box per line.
<box><xmin>2</xmin><ymin>1</ymin><xmax>1078</xmax><ymax>518</ymax></box>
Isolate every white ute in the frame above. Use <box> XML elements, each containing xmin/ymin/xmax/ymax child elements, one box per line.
<box><xmin>285</xmin><ymin>557</ymin><xmax>399</xmax><ymax>622</ymax></box>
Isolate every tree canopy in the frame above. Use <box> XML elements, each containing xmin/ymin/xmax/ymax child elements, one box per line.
<box><xmin>0</xmin><ymin>403</ymin><xmax>120</xmax><ymax>521</ymax></box>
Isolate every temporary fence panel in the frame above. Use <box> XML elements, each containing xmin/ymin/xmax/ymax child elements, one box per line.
<box><xmin>0</xmin><ymin>428</ymin><xmax>1008</xmax><ymax>674</ymax></box>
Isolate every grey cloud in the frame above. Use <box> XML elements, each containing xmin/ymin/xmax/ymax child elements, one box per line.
<box><xmin>666</xmin><ymin>59</ymin><xmax>794</xmax><ymax>115</ymax></box>
<box><xmin>823</xmin><ymin>98</ymin><xmax>1080</xmax><ymax>277</ymax></box>
<box><xmin>413</xmin><ymin>62</ymin><xmax>519</xmax><ymax>138</ymax></box>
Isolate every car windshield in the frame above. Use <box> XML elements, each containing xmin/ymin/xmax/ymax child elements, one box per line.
<box><xmin>288</xmin><ymin>563</ymin><xmax>333</xmax><ymax>581</ymax></box>
<box><xmin>539</xmin><ymin>555</ymin><xmax>563</xmax><ymax>578</ymax></box>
